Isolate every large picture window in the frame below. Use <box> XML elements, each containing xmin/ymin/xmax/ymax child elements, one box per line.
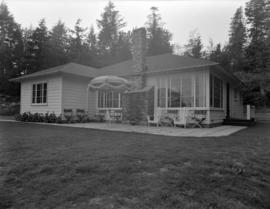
<box><xmin>181</xmin><ymin>75</ymin><xmax>194</xmax><ymax>107</ymax></box>
<box><xmin>195</xmin><ymin>73</ymin><xmax>206</xmax><ymax>107</ymax></box>
<box><xmin>157</xmin><ymin>74</ymin><xmax>206</xmax><ymax>108</ymax></box>
<box><xmin>98</xmin><ymin>91</ymin><xmax>121</xmax><ymax>108</ymax></box>
<box><xmin>168</xmin><ymin>77</ymin><xmax>181</xmax><ymax>107</ymax></box>
<box><xmin>157</xmin><ymin>78</ymin><xmax>166</xmax><ymax>107</ymax></box>
<box><xmin>32</xmin><ymin>83</ymin><xmax>47</xmax><ymax>104</ymax></box>
<box><xmin>210</xmin><ymin>75</ymin><xmax>223</xmax><ymax>108</ymax></box>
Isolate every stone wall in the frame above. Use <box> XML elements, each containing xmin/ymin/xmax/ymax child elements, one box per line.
<box><xmin>130</xmin><ymin>27</ymin><xmax>147</xmax><ymax>90</ymax></box>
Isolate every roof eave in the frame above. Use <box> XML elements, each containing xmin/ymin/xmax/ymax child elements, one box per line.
<box><xmin>212</xmin><ymin>65</ymin><xmax>242</xmax><ymax>85</ymax></box>
<box><xmin>9</xmin><ymin>71</ymin><xmax>61</xmax><ymax>82</ymax></box>
<box><xmin>10</xmin><ymin>71</ymin><xmax>95</xmax><ymax>82</ymax></box>
<box><xmin>136</xmin><ymin>63</ymin><xmax>218</xmax><ymax>76</ymax></box>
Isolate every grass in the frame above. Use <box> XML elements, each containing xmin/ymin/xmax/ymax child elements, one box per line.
<box><xmin>0</xmin><ymin>121</ymin><xmax>270</xmax><ymax>209</ymax></box>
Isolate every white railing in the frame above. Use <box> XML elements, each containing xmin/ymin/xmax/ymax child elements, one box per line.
<box><xmin>157</xmin><ymin>107</ymin><xmax>209</xmax><ymax>125</ymax></box>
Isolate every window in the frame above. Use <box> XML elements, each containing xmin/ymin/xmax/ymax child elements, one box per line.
<box><xmin>32</xmin><ymin>82</ymin><xmax>47</xmax><ymax>104</ymax></box>
<box><xmin>157</xmin><ymin>78</ymin><xmax>166</xmax><ymax>107</ymax></box>
<box><xmin>168</xmin><ymin>77</ymin><xmax>181</xmax><ymax>107</ymax></box>
<box><xmin>195</xmin><ymin>73</ymin><xmax>206</xmax><ymax>107</ymax></box>
<box><xmin>98</xmin><ymin>91</ymin><xmax>121</xmax><ymax>108</ymax></box>
<box><xmin>181</xmin><ymin>75</ymin><xmax>194</xmax><ymax>107</ymax></box>
<box><xmin>210</xmin><ymin>75</ymin><xmax>223</xmax><ymax>108</ymax></box>
<box><xmin>157</xmin><ymin>74</ymin><xmax>207</xmax><ymax>108</ymax></box>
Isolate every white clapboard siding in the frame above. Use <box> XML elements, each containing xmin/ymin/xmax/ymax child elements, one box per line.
<box><xmin>230</xmin><ymin>88</ymin><xmax>245</xmax><ymax>119</ymax></box>
<box><xmin>20</xmin><ymin>76</ymin><xmax>62</xmax><ymax>115</ymax></box>
<box><xmin>87</xmin><ymin>90</ymin><xmax>97</xmax><ymax>116</ymax></box>
<box><xmin>61</xmin><ymin>75</ymin><xmax>90</xmax><ymax>113</ymax></box>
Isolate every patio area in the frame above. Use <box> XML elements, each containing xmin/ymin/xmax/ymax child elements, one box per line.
<box><xmin>0</xmin><ymin>115</ymin><xmax>246</xmax><ymax>137</ymax></box>
<box><xmin>54</xmin><ymin>122</ymin><xmax>246</xmax><ymax>137</ymax></box>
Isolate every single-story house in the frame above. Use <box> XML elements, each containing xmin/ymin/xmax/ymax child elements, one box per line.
<box><xmin>11</xmin><ymin>28</ymin><xmax>245</xmax><ymax>126</ymax></box>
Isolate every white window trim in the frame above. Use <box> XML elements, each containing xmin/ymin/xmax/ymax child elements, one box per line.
<box><xmin>210</xmin><ymin>75</ymin><xmax>224</xmax><ymax>110</ymax></box>
<box><xmin>157</xmin><ymin>74</ymin><xmax>207</xmax><ymax>109</ymax></box>
<box><xmin>97</xmin><ymin>91</ymin><xmax>121</xmax><ymax>109</ymax></box>
<box><xmin>31</xmin><ymin>81</ymin><xmax>48</xmax><ymax>105</ymax></box>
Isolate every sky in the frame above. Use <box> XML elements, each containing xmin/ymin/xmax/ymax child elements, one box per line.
<box><xmin>4</xmin><ymin>0</ymin><xmax>248</xmax><ymax>47</ymax></box>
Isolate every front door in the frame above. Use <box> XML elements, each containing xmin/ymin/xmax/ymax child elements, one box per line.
<box><xmin>226</xmin><ymin>83</ymin><xmax>230</xmax><ymax>119</ymax></box>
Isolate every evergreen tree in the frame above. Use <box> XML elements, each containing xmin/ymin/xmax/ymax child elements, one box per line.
<box><xmin>47</xmin><ymin>20</ymin><xmax>69</xmax><ymax>66</ymax></box>
<box><xmin>208</xmin><ymin>43</ymin><xmax>231</xmax><ymax>71</ymax></box>
<box><xmin>245</xmin><ymin>0</ymin><xmax>270</xmax><ymax>105</ymax></box>
<box><xmin>69</xmin><ymin>18</ymin><xmax>87</xmax><ymax>62</ymax></box>
<box><xmin>184</xmin><ymin>30</ymin><xmax>203</xmax><ymax>58</ymax></box>
<box><xmin>245</xmin><ymin>0</ymin><xmax>269</xmax><ymax>72</ymax></box>
<box><xmin>228</xmin><ymin>6</ymin><xmax>247</xmax><ymax>72</ymax></box>
<box><xmin>21</xmin><ymin>26</ymin><xmax>36</xmax><ymax>74</ymax></box>
<box><xmin>0</xmin><ymin>2</ymin><xmax>23</xmax><ymax>95</ymax></box>
<box><xmin>22</xmin><ymin>19</ymin><xmax>50</xmax><ymax>73</ymax></box>
<box><xmin>114</xmin><ymin>31</ymin><xmax>132</xmax><ymax>62</ymax></box>
<box><xmin>97</xmin><ymin>1</ymin><xmax>126</xmax><ymax>56</ymax></box>
<box><xmin>86</xmin><ymin>26</ymin><xmax>98</xmax><ymax>56</ymax></box>
<box><xmin>145</xmin><ymin>7</ymin><xmax>173</xmax><ymax>56</ymax></box>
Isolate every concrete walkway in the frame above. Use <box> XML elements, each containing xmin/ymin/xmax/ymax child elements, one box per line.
<box><xmin>54</xmin><ymin>122</ymin><xmax>246</xmax><ymax>137</ymax></box>
<box><xmin>0</xmin><ymin>117</ymin><xmax>246</xmax><ymax>137</ymax></box>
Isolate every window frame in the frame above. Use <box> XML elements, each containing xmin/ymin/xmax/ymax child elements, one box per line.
<box><xmin>97</xmin><ymin>91</ymin><xmax>121</xmax><ymax>109</ymax></box>
<box><xmin>210</xmin><ymin>74</ymin><xmax>223</xmax><ymax>109</ymax></box>
<box><xmin>31</xmin><ymin>82</ymin><xmax>48</xmax><ymax>105</ymax></box>
<box><xmin>157</xmin><ymin>73</ymin><xmax>207</xmax><ymax>109</ymax></box>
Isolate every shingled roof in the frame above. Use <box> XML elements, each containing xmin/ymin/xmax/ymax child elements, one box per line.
<box><xmin>10</xmin><ymin>63</ymin><xmax>98</xmax><ymax>81</ymax></box>
<box><xmin>11</xmin><ymin>54</ymin><xmax>218</xmax><ymax>81</ymax></box>
<box><xmin>97</xmin><ymin>53</ymin><xmax>218</xmax><ymax>76</ymax></box>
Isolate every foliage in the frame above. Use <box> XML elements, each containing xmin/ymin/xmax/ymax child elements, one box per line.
<box><xmin>145</xmin><ymin>7</ymin><xmax>173</xmax><ymax>56</ymax></box>
<box><xmin>15</xmin><ymin>112</ymin><xmax>94</xmax><ymax>123</ymax></box>
<box><xmin>22</xmin><ymin>19</ymin><xmax>50</xmax><ymax>74</ymax></box>
<box><xmin>97</xmin><ymin>1</ymin><xmax>126</xmax><ymax>56</ymax></box>
<box><xmin>15</xmin><ymin>112</ymin><xmax>63</xmax><ymax>123</ymax></box>
<box><xmin>47</xmin><ymin>20</ymin><xmax>70</xmax><ymax>67</ymax></box>
<box><xmin>69</xmin><ymin>18</ymin><xmax>87</xmax><ymax>63</ymax></box>
<box><xmin>1</xmin><ymin>0</ymin><xmax>270</xmax><ymax>108</ymax></box>
<box><xmin>208</xmin><ymin>43</ymin><xmax>231</xmax><ymax>71</ymax></box>
<box><xmin>0</xmin><ymin>2</ymin><xmax>23</xmax><ymax>95</ymax></box>
<box><xmin>0</xmin><ymin>103</ymin><xmax>19</xmax><ymax>115</ymax></box>
<box><xmin>122</xmin><ymin>87</ymin><xmax>154</xmax><ymax>124</ymax></box>
<box><xmin>228</xmin><ymin>6</ymin><xmax>247</xmax><ymax>72</ymax></box>
<box><xmin>184</xmin><ymin>30</ymin><xmax>203</xmax><ymax>58</ymax></box>
<box><xmin>128</xmin><ymin>93</ymin><xmax>142</xmax><ymax>125</ymax></box>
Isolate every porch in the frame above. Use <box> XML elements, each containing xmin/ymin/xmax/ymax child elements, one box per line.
<box><xmin>85</xmin><ymin>69</ymin><xmax>247</xmax><ymax>126</ymax></box>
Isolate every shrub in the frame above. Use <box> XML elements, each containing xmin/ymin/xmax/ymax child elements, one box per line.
<box><xmin>0</xmin><ymin>103</ymin><xmax>20</xmax><ymax>116</ymax></box>
<box><xmin>15</xmin><ymin>112</ymin><xmax>93</xmax><ymax>124</ymax></box>
<box><xmin>15</xmin><ymin>112</ymin><xmax>64</xmax><ymax>124</ymax></box>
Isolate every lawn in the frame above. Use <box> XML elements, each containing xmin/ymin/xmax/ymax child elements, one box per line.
<box><xmin>0</xmin><ymin>122</ymin><xmax>270</xmax><ymax>209</ymax></box>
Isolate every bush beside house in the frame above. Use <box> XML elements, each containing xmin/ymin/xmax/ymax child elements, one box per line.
<box><xmin>122</xmin><ymin>87</ymin><xmax>154</xmax><ymax>125</ymax></box>
<box><xmin>15</xmin><ymin>112</ymin><xmax>98</xmax><ymax>124</ymax></box>
<box><xmin>0</xmin><ymin>94</ymin><xmax>20</xmax><ymax>115</ymax></box>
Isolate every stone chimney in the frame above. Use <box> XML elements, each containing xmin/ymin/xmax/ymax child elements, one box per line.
<box><xmin>131</xmin><ymin>28</ymin><xmax>146</xmax><ymax>73</ymax></box>
<box><xmin>131</xmin><ymin>27</ymin><xmax>147</xmax><ymax>89</ymax></box>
